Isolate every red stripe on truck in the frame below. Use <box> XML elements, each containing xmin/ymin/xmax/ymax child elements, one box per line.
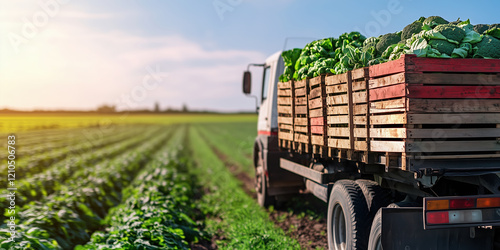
<box><xmin>258</xmin><ymin>130</ymin><xmax>278</xmax><ymax>136</ymax></box>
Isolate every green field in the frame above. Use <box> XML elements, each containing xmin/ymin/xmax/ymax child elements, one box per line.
<box><xmin>0</xmin><ymin>114</ymin><xmax>306</xmax><ymax>249</ymax></box>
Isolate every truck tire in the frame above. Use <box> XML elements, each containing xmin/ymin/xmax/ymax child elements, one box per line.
<box><xmin>328</xmin><ymin>180</ymin><xmax>370</xmax><ymax>250</ymax></box>
<box><xmin>255</xmin><ymin>150</ymin><xmax>275</xmax><ymax>207</ymax></box>
<box><xmin>367</xmin><ymin>203</ymin><xmax>417</xmax><ymax>250</ymax></box>
<box><xmin>355</xmin><ymin>180</ymin><xmax>392</xmax><ymax>224</ymax></box>
<box><xmin>367</xmin><ymin>208</ymin><xmax>383</xmax><ymax>250</ymax></box>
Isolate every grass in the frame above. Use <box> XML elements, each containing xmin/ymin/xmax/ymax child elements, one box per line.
<box><xmin>196</xmin><ymin>123</ymin><xmax>255</xmax><ymax>175</ymax></box>
<box><xmin>0</xmin><ymin>113</ymin><xmax>257</xmax><ymax>133</ymax></box>
<box><xmin>188</xmin><ymin>125</ymin><xmax>300</xmax><ymax>249</ymax></box>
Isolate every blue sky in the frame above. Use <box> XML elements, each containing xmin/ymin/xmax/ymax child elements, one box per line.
<box><xmin>1</xmin><ymin>0</ymin><xmax>499</xmax><ymax>112</ymax></box>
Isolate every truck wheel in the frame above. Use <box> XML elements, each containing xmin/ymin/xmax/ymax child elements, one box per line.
<box><xmin>367</xmin><ymin>202</ymin><xmax>415</xmax><ymax>250</ymax></box>
<box><xmin>255</xmin><ymin>151</ymin><xmax>275</xmax><ymax>207</ymax></box>
<box><xmin>328</xmin><ymin>180</ymin><xmax>369</xmax><ymax>250</ymax></box>
<box><xmin>367</xmin><ymin>208</ymin><xmax>383</xmax><ymax>250</ymax></box>
<box><xmin>355</xmin><ymin>180</ymin><xmax>392</xmax><ymax>224</ymax></box>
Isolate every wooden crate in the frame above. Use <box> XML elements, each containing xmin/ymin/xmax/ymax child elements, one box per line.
<box><xmin>308</xmin><ymin>75</ymin><xmax>327</xmax><ymax>155</ymax></box>
<box><xmin>368</xmin><ymin>54</ymin><xmax>500</xmax><ymax>171</ymax></box>
<box><xmin>277</xmin><ymin>81</ymin><xmax>294</xmax><ymax>149</ymax></box>
<box><xmin>294</xmin><ymin>79</ymin><xmax>310</xmax><ymax>153</ymax></box>
<box><xmin>351</xmin><ymin>67</ymin><xmax>370</xmax><ymax>163</ymax></box>
<box><xmin>325</xmin><ymin>72</ymin><xmax>353</xmax><ymax>159</ymax></box>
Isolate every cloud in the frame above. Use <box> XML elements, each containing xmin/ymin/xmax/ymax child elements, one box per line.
<box><xmin>0</xmin><ymin>11</ymin><xmax>266</xmax><ymax>111</ymax></box>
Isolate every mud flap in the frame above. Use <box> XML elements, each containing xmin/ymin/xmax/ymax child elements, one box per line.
<box><xmin>381</xmin><ymin>207</ymin><xmax>494</xmax><ymax>250</ymax></box>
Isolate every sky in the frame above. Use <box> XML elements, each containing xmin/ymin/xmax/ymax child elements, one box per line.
<box><xmin>1</xmin><ymin>0</ymin><xmax>499</xmax><ymax>112</ymax></box>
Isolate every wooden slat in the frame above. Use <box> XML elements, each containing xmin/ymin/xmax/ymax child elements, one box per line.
<box><xmin>415</xmin><ymin>154</ymin><xmax>500</xmax><ymax>160</ymax></box>
<box><xmin>309</xmin><ymin>75</ymin><xmax>324</xmax><ymax>87</ymax></box>
<box><xmin>326</xmin><ymin>73</ymin><xmax>348</xmax><ymax>86</ymax></box>
<box><xmin>309</xmin><ymin>98</ymin><xmax>323</xmax><ymax>109</ymax></box>
<box><xmin>406</xmin><ymin>73</ymin><xmax>500</xmax><ymax>86</ymax></box>
<box><xmin>328</xmin><ymin>138</ymin><xmax>351</xmax><ymax>149</ymax></box>
<box><xmin>326</xmin><ymin>84</ymin><xmax>348</xmax><ymax>94</ymax></box>
<box><xmin>278</xmin><ymin>81</ymin><xmax>292</xmax><ymax>89</ymax></box>
<box><xmin>370</xmin><ymin>128</ymin><xmax>406</xmax><ymax>138</ymax></box>
<box><xmin>407</xmin><ymin>99</ymin><xmax>500</xmax><ymax>113</ymax></box>
<box><xmin>369</xmin><ymin>83</ymin><xmax>406</xmax><ymax>101</ymax></box>
<box><xmin>328</xmin><ymin>127</ymin><xmax>350</xmax><ymax>137</ymax></box>
<box><xmin>352</xmin><ymin>91</ymin><xmax>367</xmax><ymax>104</ymax></box>
<box><xmin>326</xmin><ymin>94</ymin><xmax>348</xmax><ymax>105</ymax></box>
<box><xmin>353</xmin><ymin>104</ymin><xmax>367</xmax><ymax>115</ymax></box>
<box><xmin>295</xmin><ymin>87</ymin><xmax>307</xmax><ymax>97</ymax></box>
<box><xmin>407</xmin><ymin>85</ymin><xmax>500</xmax><ymax>99</ymax></box>
<box><xmin>295</xmin><ymin>105</ymin><xmax>308</xmax><ymax>115</ymax></box>
<box><xmin>328</xmin><ymin>115</ymin><xmax>349</xmax><ymax>124</ymax></box>
<box><xmin>351</xmin><ymin>67</ymin><xmax>368</xmax><ymax>80</ymax></box>
<box><xmin>277</xmin><ymin>97</ymin><xmax>292</xmax><ymax>105</ymax></box>
<box><xmin>295</xmin><ymin>133</ymin><xmax>309</xmax><ymax>143</ymax></box>
<box><xmin>355</xmin><ymin>141</ymin><xmax>368</xmax><ymax>151</ymax></box>
<box><xmin>354</xmin><ymin>128</ymin><xmax>368</xmax><ymax>138</ymax></box>
<box><xmin>369</xmin><ymin>72</ymin><xmax>406</xmax><ymax>89</ymax></box>
<box><xmin>327</xmin><ymin>106</ymin><xmax>349</xmax><ymax>115</ymax></box>
<box><xmin>278</xmin><ymin>132</ymin><xmax>294</xmax><ymax>141</ymax></box>
<box><xmin>294</xmin><ymin>125</ymin><xmax>308</xmax><ymax>133</ymax></box>
<box><xmin>310</xmin><ymin>117</ymin><xmax>324</xmax><ymax>126</ymax></box>
<box><xmin>295</xmin><ymin>117</ymin><xmax>308</xmax><ymax>126</ymax></box>
<box><xmin>408</xmin><ymin>128</ymin><xmax>500</xmax><ymax>138</ymax></box>
<box><xmin>311</xmin><ymin>135</ymin><xmax>324</xmax><ymax>145</ymax></box>
<box><xmin>295</xmin><ymin>79</ymin><xmax>307</xmax><ymax>88</ymax></box>
<box><xmin>277</xmin><ymin>106</ymin><xmax>293</xmax><ymax>114</ymax></box>
<box><xmin>407</xmin><ymin>141</ymin><xmax>500</xmax><ymax>152</ymax></box>
<box><xmin>311</xmin><ymin>126</ymin><xmax>324</xmax><ymax>135</ymax></box>
<box><xmin>309</xmin><ymin>108</ymin><xmax>324</xmax><ymax>118</ymax></box>
<box><xmin>369</xmin><ymin>55</ymin><xmax>407</xmax><ymax>78</ymax></box>
<box><xmin>411</xmin><ymin>56</ymin><xmax>500</xmax><ymax>73</ymax></box>
<box><xmin>295</xmin><ymin>97</ymin><xmax>307</xmax><ymax>105</ymax></box>
<box><xmin>278</xmin><ymin>89</ymin><xmax>292</xmax><ymax>96</ymax></box>
<box><xmin>279</xmin><ymin>124</ymin><xmax>293</xmax><ymax>131</ymax></box>
<box><xmin>370</xmin><ymin>114</ymin><xmax>406</xmax><ymax>125</ymax></box>
<box><xmin>408</xmin><ymin>113</ymin><xmax>500</xmax><ymax>124</ymax></box>
<box><xmin>353</xmin><ymin>116</ymin><xmax>367</xmax><ymax>125</ymax></box>
<box><xmin>371</xmin><ymin>98</ymin><xmax>405</xmax><ymax>109</ymax></box>
<box><xmin>352</xmin><ymin>81</ymin><xmax>367</xmax><ymax>91</ymax></box>
<box><xmin>278</xmin><ymin>117</ymin><xmax>293</xmax><ymax>125</ymax></box>
<box><xmin>309</xmin><ymin>87</ymin><xmax>323</xmax><ymax>99</ymax></box>
<box><xmin>370</xmin><ymin>141</ymin><xmax>405</xmax><ymax>152</ymax></box>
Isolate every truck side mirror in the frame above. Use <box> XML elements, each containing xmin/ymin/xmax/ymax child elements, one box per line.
<box><xmin>243</xmin><ymin>71</ymin><xmax>251</xmax><ymax>94</ymax></box>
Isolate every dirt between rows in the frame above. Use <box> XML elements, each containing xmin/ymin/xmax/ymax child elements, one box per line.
<box><xmin>210</xmin><ymin>147</ymin><xmax>328</xmax><ymax>250</ymax></box>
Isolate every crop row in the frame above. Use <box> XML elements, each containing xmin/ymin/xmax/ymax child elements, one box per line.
<box><xmin>0</xmin><ymin>125</ymin><xmax>138</xmax><ymax>159</ymax></box>
<box><xmin>0</xmin><ymin>125</ymin><xmax>156</xmax><ymax>179</ymax></box>
<box><xmin>0</xmin><ymin>126</ymin><xmax>174</xmax><ymax>249</ymax></box>
<box><xmin>79</xmin><ymin>128</ymin><xmax>204</xmax><ymax>249</ymax></box>
<box><xmin>187</xmin><ymin>125</ymin><xmax>300</xmax><ymax>249</ymax></box>
<box><xmin>10</xmin><ymin>126</ymin><xmax>165</xmax><ymax>208</ymax></box>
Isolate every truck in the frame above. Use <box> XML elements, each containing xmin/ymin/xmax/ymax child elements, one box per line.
<box><xmin>243</xmin><ymin>51</ymin><xmax>500</xmax><ymax>249</ymax></box>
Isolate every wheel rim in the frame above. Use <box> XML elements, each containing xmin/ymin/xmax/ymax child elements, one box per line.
<box><xmin>332</xmin><ymin>203</ymin><xmax>346</xmax><ymax>250</ymax></box>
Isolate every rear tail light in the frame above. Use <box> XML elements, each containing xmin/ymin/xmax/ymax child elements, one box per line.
<box><xmin>424</xmin><ymin>195</ymin><xmax>500</xmax><ymax>229</ymax></box>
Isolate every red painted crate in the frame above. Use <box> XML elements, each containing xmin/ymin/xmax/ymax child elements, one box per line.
<box><xmin>368</xmin><ymin>54</ymin><xmax>500</xmax><ymax>170</ymax></box>
<box><xmin>277</xmin><ymin>80</ymin><xmax>294</xmax><ymax>149</ymax></box>
<box><xmin>308</xmin><ymin>75</ymin><xmax>327</xmax><ymax>155</ymax></box>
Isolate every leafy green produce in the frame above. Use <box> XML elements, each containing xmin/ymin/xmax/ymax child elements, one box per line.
<box><xmin>401</xmin><ymin>17</ymin><xmax>425</xmax><ymax>40</ymax></box>
<box><xmin>376</xmin><ymin>33</ymin><xmax>401</xmax><ymax>55</ymax></box>
<box><xmin>423</xmin><ymin>16</ymin><xmax>449</xmax><ymax>27</ymax></box>
<box><xmin>474</xmin><ymin>24</ymin><xmax>491</xmax><ymax>34</ymax></box>
<box><xmin>473</xmin><ymin>35</ymin><xmax>500</xmax><ymax>58</ymax></box>
<box><xmin>279</xmin><ymin>16</ymin><xmax>500</xmax><ymax>82</ymax></box>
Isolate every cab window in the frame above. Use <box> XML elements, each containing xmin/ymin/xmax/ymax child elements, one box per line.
<box><xmin>261</xmin><ymin>66</ymin><xmax>271</xmax><ymax>102</ymax></box>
